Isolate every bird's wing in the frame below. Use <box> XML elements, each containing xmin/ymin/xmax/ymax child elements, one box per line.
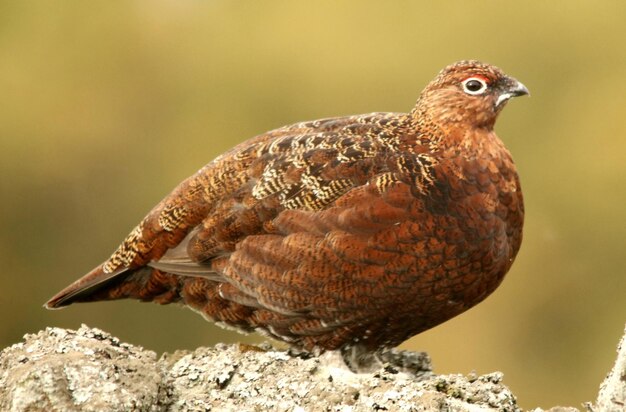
<box><xmin>45</xmin><ymin>113</ymin><xmax>413</xmax><ymax>308</ymax></box>
<box><xmin>176</xmin><ymin>127</ymin><xmax>442</xmax><ymax>330</ymax></box>
<box><xmin>217</xmin><ymin>178</ymin><xmax>437</xmax><ymax>318</ymax></box>
<box><xmin>194</xmin><ymin>171</ymin><xmax>448</xmax><ymax>349</ymax></box>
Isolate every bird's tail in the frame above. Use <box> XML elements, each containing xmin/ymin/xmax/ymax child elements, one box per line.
<box><xmin>44</xmin><ymin>264</ymin><xmax>182</xmax><ymax>309</ymax></box>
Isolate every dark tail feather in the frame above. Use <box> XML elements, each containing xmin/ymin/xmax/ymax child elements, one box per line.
<box><xmin>44</xmin><ymin>264</ymin><xmax>132</xmax><ymax>309</ymax></box>
<box><xmin>44</xmin><ymin>264</ymin><xmax>183</xmax><ymax>309</ymax></box>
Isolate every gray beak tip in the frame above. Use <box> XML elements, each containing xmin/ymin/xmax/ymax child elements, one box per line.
<box><xmin>495</xmin><ymin>77</ymin><xmax>530</xmax><ymax>108</ymax></box>
<box><xmin>513</xmin><ymin>81</ymin><xmax>530</xmax><ymax>98</ymax></box>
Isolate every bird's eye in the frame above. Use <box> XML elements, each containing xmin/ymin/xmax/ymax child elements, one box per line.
<box><xmin>462</xmin><ymin>77</ymin><xmax>488</xmax><ymax>95</ymax></box>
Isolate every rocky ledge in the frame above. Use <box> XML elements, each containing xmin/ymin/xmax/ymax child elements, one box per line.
<box><xmin>0</xmin><ymin>324</ymin><xmax>624</xmax><ymax>411</ymax></box>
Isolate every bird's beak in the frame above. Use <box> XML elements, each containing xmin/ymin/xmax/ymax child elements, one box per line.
<box><xmin>495</xmin><ymin>76</ymin><xmax>530</xmax><ymax>109</ymax></box>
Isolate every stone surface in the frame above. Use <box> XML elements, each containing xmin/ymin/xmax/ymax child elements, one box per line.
<box><xmin>593</xmin><ymin>324</ymin><xmax>626</xmax><ymax>412</ymax></box>
<box><xmin>0</xmin><ymin>326</ymin><xmax>161</xmax><ymax>412</ymax></box>
<box><xmin>1</xmin><ymin>325</ymin><xmax>523</xmax><ymax>411</ymax></box>
<box><xmin>3</xmin><ymin>324</ymin><xmax>626</xmax><ymax>411</ymax></box>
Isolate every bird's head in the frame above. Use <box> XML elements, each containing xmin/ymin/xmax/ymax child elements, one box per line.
<box><xmin>414</xmin><ymin>60</ymin><xmax>529</xmax><ymax>130</ymax></box>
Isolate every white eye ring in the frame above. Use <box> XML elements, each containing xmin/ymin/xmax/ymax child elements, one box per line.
<box><xmin>462</xmin><ymin>77</ymin><xmax>488</xmax><ymax>95</ymax></box>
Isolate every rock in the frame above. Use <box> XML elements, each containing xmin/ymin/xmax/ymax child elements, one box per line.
<box><xmin>593</xmin><ymin>324</ymin><xmax>626</xmax><ymax>412</ymax></box>
<box><xmin>0</xmin><ymin>325</ymin><xmax>523</xmax><ymax>411</ymax></box>
<box><xmin>3</xmin><ymin>323</ymin><xmax>625</xmax><ymax>411</ymax></box>
<box><xmin>161</xmin><ymin>344</ymin><xmax>515</xmax><ymax>411</ymax></box>
<box><xmin>0</xmin><ymin>326</ymin><xmax>161</xmax><ymax>412</ymax></box>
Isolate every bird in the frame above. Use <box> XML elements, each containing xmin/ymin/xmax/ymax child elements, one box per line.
<box><xmin>45</xmin><ymin>60</ymin><xmax>528</xmax><ymax>369</ymax></box>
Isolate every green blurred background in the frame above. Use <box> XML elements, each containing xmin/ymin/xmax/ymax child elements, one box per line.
<box><xmin>1</xmin><ymin>1</ymin><xmax>625</xmax><ymax>409</ymax></box>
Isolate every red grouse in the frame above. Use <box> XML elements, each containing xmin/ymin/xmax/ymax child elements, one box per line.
<box><xmin>46</xmin><ymin>61</ymin><xmax>528</xmax><ymax>366</ymax></box>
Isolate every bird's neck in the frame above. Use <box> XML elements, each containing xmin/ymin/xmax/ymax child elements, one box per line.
<box><xmin>400</xmin><ymin>109</ymin><xmax>503</xmax><ymax>158</ymax></box>
<box><xmin>409</xmin><ymin>92</ymin><xmax>498</xmax><ymax>133</ymax></box>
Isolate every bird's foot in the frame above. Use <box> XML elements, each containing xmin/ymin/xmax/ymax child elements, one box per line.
<box><xmin>340</xmin><ymin>345</ymin><xmax>433</xmax><ymax>377</ymax></box>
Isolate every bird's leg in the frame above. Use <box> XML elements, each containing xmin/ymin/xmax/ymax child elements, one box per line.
<box><xmin>340</xmin><ymin>345</ymin><xmax>433</xmax><ymax>377</ymax></box>
<box><xmin>340</xmin><ymin>344</ymin><xmax>383</xmax><ymax>373</ymax></box>
<box><xmin>286</xmin><ymin>346</ymin><xmax>316</xmax><ymax>360</ymax></box>
<box><xmin>376</xmin><ymin>347</ymin><xmax>433</xmax><ymax>378</ymax></box>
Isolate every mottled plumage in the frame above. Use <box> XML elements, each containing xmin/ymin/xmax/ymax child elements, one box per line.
<box><xmin>46</xmin><ymin>61</ymin><xmax>528</xmax><ymax>365</ymax></box>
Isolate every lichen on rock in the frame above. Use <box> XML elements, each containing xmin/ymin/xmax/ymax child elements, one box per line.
<box><xmin>0</xmin><ymin>325</ymin><xmax>161</xmax><ymax>412</ymax></box>
<box><xmin>3</xmin><ymin>324</ymin><xmax>624</xmax><ymax>411</ymax></box>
